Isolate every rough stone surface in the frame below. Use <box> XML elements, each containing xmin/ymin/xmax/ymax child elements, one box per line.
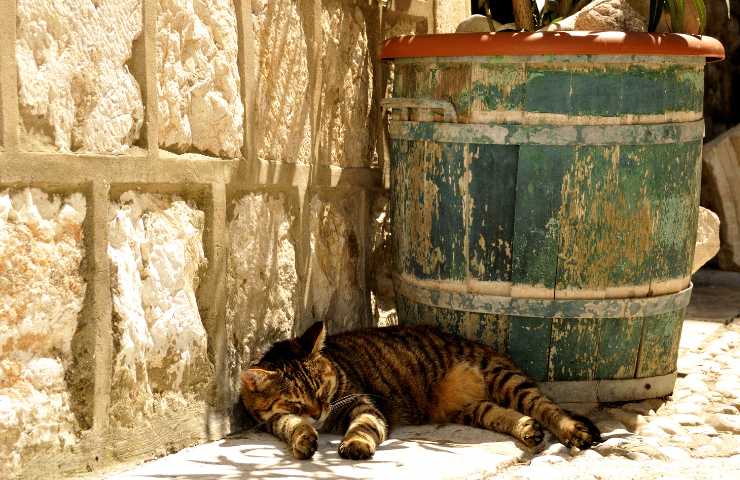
<box><xmin>369</xmin><ymin>193</ymin><xmax>396</xmax><ymax>326</ymax></box>
<box><xmin>541</xmin><ymin>0</ymin><xmax>647</xmax><ymax>32</ymax></box>
<box><xmin>108</xmin><ymin>192</ymin><xmax>210</xmax><ymax>426</ymax></box>
<box><xmin>225</xmin><ymin>193</ymin><xmax>298</xmax><ymax>394</ymax></box>
<box><xmin>692</xmin><ymin>207</ymin><xmax>721</xmax><ymax>273</ymax></box>
<box><xmin>317</xmin><ymin>0</ymin><xmax>374</xmax><ymax>167</ymax></box>
<box><xmin>0</xmin><ymin>188</ymin><xmax>86</xmax><ymax>478</ymax></box>
<box><xmin>701</xmin><ymin>126</ymin><xmax>740</xmax><ymax>271</ymax></box>
<box><xmin>251</xmin><ymin>0</ymin><xmax>311</xmax><ymax>164</ymax></box>
<box><xmin>16</xmin><ymin>0</ymin><xmax>143</xmax><ymax>153</ymax></box>
<box><xmin>157</xmin><ymin>0</ymin><xmax>243</xmax><ymax>158</ymax></box>
<box><xmin>307</xmin><ymin>194</ymin><xmax>369</xmax><ymax>333</ymax></box>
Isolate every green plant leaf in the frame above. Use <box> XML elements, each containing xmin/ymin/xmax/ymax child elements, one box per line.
<box><xmin>668</xmin><ymin>0</ymin><xmax>685</xmax><ymax>33</ymax></box>
<box><xmin>690</xmin><ymin>0</ymin><xmax>706</xmax><ymax>34</ymax></box>
<box><xmin>648</xmin><ymin>0</ymin><xmax>665</xmax><ymax>32</ymax></box>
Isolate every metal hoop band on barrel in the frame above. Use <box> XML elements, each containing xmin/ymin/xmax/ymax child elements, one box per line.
<box><xmin>394</xmin><ymin>274</ymin><xmax>693</xmax><ymax>319</ymax></box>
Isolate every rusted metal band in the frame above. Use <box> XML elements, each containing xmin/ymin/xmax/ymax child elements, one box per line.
<box><xmin>394</xmin><ymin>274</ymin><xmax>693</xmax><ymax>318</ymax></box>
<box><xmin>388</xmin><ymin>120</ymin><xmax>705</xmax><ymax>145</ymax></box>
<box><xmin>538</xmin><ymin>372</ymin><xmax>677</xmax><ymax>403</ymax></box>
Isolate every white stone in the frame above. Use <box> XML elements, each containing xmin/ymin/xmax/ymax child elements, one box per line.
<box><xmin>108</xmin><ymin>192</ymin><xmax>209</xmax><ymax>425</ymax></box>
<box><xmin>157</xmin><ymin>0</ymin><xmax>243</xmax><ymax>158</ymax></box>
<box><xmin>307</xmin><ymin>195</ymin><xmax>369</xmax><ymax>333</ymax></box>
<box><xmin>681</xmin><ymin>373</ymin><xmax>709</xmax><ymax>393</ymax></box>
<box><xmin>317</xmin><ymin>1</ymin><xmax>373</xmax><ymax>167</ymax></box>
<box><xmin>647</xmin><ymin>417</ymin><xmax>686</xmax><ymax>436</ymax></box>
<box><xmin>659</xmin><ymin>446</ymin><xmax>691</xmax><ymax>460</ymax></box>
<box><xmin>530</xmin><ymin>454</ymin><xmax>566</xmax><ymax>465</ymax></box>
<box><xmin>252</xmin><ymin>0</ymin><xmax>311</xmax><ymax>164</ymax></box>
<box><xmin>225</xmin><ymin>193</ymin><xmax>298</xmax><ymax>393</ymax></box>
<box><xmin>0</xmin><ymin>188</ymin><xmax>86</xmax><ymax>478</ymax></box>
<box><xmin>692</xmin><ymin>207</ymin><xmax>721</xmax><ymax>273</ymax></box>
<box><xmin>540</xmin><ymin>0</ymin><xmax>647</xmax><ymax>32</ymax></box>
<box><xmin>16</xmin><ymin>0</ymin><xmax>143</xmax><ymax>152</ymax></box>
<box><xmin>708</xmin><ymin>414</ymin><xmax>740</xmax><ymax>433</ymax></box>
<box><xmin>672</xmin><ymin>414</ymin><xmax>704</xmax><ymax>426</ymax></box>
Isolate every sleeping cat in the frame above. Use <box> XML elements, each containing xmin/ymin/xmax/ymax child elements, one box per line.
<box><xmin>240</xmin><ymin>321</ymin><xmax>601</xmax><ymax>460</ymax></box>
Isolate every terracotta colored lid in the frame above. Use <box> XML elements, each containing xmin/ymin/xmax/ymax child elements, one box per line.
<box><xmin>380</xmin><ymin>32</ymin><xmax>725</xmax><ymax>62</ymax></box>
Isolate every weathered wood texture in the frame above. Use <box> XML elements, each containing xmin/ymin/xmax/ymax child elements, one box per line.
<box><xmin>388</xmin><ymin>55</ymin><xmax>707</xmax><ymax>395</ymax></box>
<box><xmin>702</xmin><ymin>125</ymin><xmax>740</xmax><ymax>271</ymax></box>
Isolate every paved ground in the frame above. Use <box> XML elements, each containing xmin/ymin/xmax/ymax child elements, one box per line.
<box><xmin>98</xmin><ymin>271</ymin><xmax>740</xmax><ymax>480</ymax></box>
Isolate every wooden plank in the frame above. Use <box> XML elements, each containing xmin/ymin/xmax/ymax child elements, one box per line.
<box><xmin>507</xmin><ymin>316</ymin><xmax>551</xmax><ymax>381</ymax></box>
<box><xmin>556</xmin><ymin>145</ymin><xmax>654</xmax><ymax>298</ymax></box>
<box><xmin>524</xmin><ymin>67</ymin><xmax>572</xmax><ymax>114</ymax></box>
<box><xmin>395</xmin><ymin>294</ymin><xmax>419</xmax><ymax>326</ymax></box>
<box><xmin>548</xmin><ymin>318</ymin><xmax>600</xmax><ymax>382</ymax></box>
<box><xmin>570</xmin><ymin>68</ymin><xmax>623</xmax><ymax>116</ymax></box>
<box><xmin>467</xmin><ymin>144</ymin><xmax>518</xmax><ymax>283</ymax></box>
<box><xmin>464</xmin><ymin>313</ymin><xmax>509</xmax><ymax>353</ymax></box>
<box><xmin>511</xmin><ymin>145</ymin><xmax>572</xmax><ymax>298</ymax></box>
<box><xmin>415</xmin><ymin>302</ymin><xmax>467</xmax><ymax>337</ymax></box>
<box><xmin>643</xmin><ymin>142</ymin><xmax>702</xmax><ymax>293</ymax></box>
<box><xmin>432</xmin><ymin>62</ymin><xmax>472</xmax><ymax>120</ymax></box>
<box><xmin>620</xmin><ymin>65</ymin><xmax>666</xmax><ymax>115</ymax></box>
<box><xmin>472</xmin><ymin>62</ymin><xmax>526</xmax><ymax>111</ymax></box>
<box><xmin>407</xmin><ymin>141</ymin><xmax>466</xmax><ymax>281</ymax></box>
<box><xmin>636</xmin><ymin>309</ymin><xmax>685</xmax><ymax>378</ymax></box>
<box><xmin>596</xmin><ymin>317</ymin><xmax>643</xmax><ymax>380</ymax></box>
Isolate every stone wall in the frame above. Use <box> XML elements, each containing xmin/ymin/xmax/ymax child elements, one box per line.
<box><xmin>0</xmin><ymin>0</ymin><xmax>469</xmax><ymax>477</ymax></box>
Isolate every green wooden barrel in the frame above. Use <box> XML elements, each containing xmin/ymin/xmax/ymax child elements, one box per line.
<box><xmin>381</xmin><ymin>32</ymin><xmax>724</xmax><ymax>402</ymax></box>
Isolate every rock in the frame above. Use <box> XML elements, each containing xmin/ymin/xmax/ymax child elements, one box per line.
<box><xmin>688</xmin><ymin>425</ymin><xmax>719</xmax><ymax>437</ymax></box>
<box><xmin>542</xmin><ymin>442</ymin><xmax>571</xmax><ymax>457</ymax></box>
<box><xmin>540</xmin><ymin>0</ymin><xmax>647</xmax><ymax>32</ymax></box>
<box><xmin>156</xmin><ymin>0</ymin><xmax>243</xmax><ymax>158</ymax></box>
<box><xmin>455</xmin><ymin>14</ymin><xmax>514</xmax><ymax>33</ymax></box>
<box><xmin>702</xmin><ymin>125</ymin><xmax>740</xmax><ymax>271</ymax></box>
<box><xmin>530</xmin><ymin>454</ymin><xmax>566</xmax><ymax>465</ymax></box>
<box><xmin>692</xmin><ymin>208</ymin><xmax>721</xmax><ymax>273</ymax></box>
<box><xmin>693</xmin><ymin>444</ymin><xmax>718</xmax><ymax>457</ymax></box>
<box><xmin>606</xmin><ymin>408</ymin><xmax>648</xmax><ymax>431</ymax></box>
<box><xmin>306</xmin><ymin>194</ymin><xmax>370</xmax><ymax>333</ymax></box>
<box><xmin>708</xmin><ymin>414</ymin><xmax>740</xmax><ymax>433</ymax></box>
<box><xmin>647</xmin><ymin>417</ymin><xmax>686</xmax><ymax>435</ymax></box>
<box><xmin>225</xmin><ymin>193</ymin><xmax>298</xmax><ymax>397</ymax></box>
<box><xmin>638</xmin><ymin>422</ymin><xmax>669</xmax><ymax>438</ymax></box>
<box><xmin>680</xmin><ymin>374</ymin><xmax>710</xmax><ymax>394</ymax></box>
<box><xmin>108</xmin><ymin>192</ymin><xmax>210</xmax><ymax>425</ymax></box>
<box><xmin>595</xmin><ymin>420</ymin><xmax>629</xmax><ymax>435</ymax></box>
<box><xmin>16</xmin><ymin>0</ymin><xmax>143</xmax><ymax>153</ymax></box>
<box><xmin>659</xmin><ymin>446</ymin><xmax>691</xmax><ymax>460</ymax></box>
<box><xmin>0</xmin><ymin>188</ymin><xmax>87</xmax><ymax>478</ymax></box>
<box><xmin>672</xmin><ymin>414</ymin><xmax>704</xmax><ymax>426</ymax></box>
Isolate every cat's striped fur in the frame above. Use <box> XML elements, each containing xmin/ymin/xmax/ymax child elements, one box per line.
<box><xmin>240</xmin><ymin>321</ymin><xmax>601</xmax><ymax>460</ymax></box>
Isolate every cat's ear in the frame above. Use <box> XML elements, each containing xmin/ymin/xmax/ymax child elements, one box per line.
<box><xmin>299</xmin><ymin>321</ymin><xmax>326</xmax><ymax>357</ymax></box>
<box><xmin>241</xmin><ymin>368</ymin><xmax>279</xmax><ymax>391</ymax></box>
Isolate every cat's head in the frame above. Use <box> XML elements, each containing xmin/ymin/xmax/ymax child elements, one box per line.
<box><xmin>240</xmin><ymin>321</ymin><xmax>337</xmax><ymax>425</ymax></box>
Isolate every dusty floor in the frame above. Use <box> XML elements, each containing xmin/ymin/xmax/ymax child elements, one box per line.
<box><xmin>89</xmin><ymin>270</ymin><xmax>740</xmax><ymax>480</ymax></box>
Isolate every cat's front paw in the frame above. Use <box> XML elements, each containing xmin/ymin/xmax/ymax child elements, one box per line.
<box><xmin>556</xmin><ymin>413</ymin><xmax>602</xmax><ymax>450</ymax></box>
<box><xmin>290</xmin><ymin>424</ymin><xmax>318</xmax><ymax>459</ymax></box>
<box><xmin>514</xmin><ymin>416</ymin><xmax>544</xmax><ymax>449</ymax></box>
<box><xmin>338</xmin><ymin>436</ymin><xmax>375</xmax><ymax>460</ymax></box>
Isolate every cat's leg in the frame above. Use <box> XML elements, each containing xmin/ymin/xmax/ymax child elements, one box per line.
<box><xmin>451</xmin><ymin>401</ymin><xmax>544</xmax><ymax>448</ymax></box>
<box><xmin>337</xmin><ymin>398</ymin><xmax>388</xmax><ymax>460</ymax></box>
<box><xmin>481</xmin><ymin>360</ymin><xmax>601</xmax><ymax>449</ymax></box>
<box><xmin>268</xmin><ymin>414</ymin><xmax>319</xmax><ymax>460</ymax></box>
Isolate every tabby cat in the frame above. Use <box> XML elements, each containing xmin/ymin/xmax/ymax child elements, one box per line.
<box><xmin>240</xmin><ymin>321</ymin><xmax>601</xmax><ymax>460</ymax></box>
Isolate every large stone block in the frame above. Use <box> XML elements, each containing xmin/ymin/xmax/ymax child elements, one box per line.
<box><xmin>307</xmin><ymin>194</ymin><xmax>370</xmax><ymax>333</ymax></box>
<box><xmin>225</xmin><ymin>193</ymin><xmax>298</xmax><ymax>392</ymax></box>
<box><xmin>16</xmin><ymin>0</ymin><xmax>144</xmax><ymax>153</ymax></box>
<box><xmin>108</xmin><ymin>192</ymin><xmax>210</xmax><ymax>426</ymax></box>
<box><xmin>317</xmin><ymin>0</ymin><xmax>374</xmax><ymax>167</ymax></box>
<box><xmin>252</xmin><ymin>0</ymin><xmax>311</xmax><ymax>164</ymax></box>
<box><xmin>157</xmin><ymin>0</ymin><xmax>244</xmax><ymax>158</ymax></box>
<box><xmin>0</xmin><ymin>188</ymin><xmax>86</xmax><ymax>478</ymax></box>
